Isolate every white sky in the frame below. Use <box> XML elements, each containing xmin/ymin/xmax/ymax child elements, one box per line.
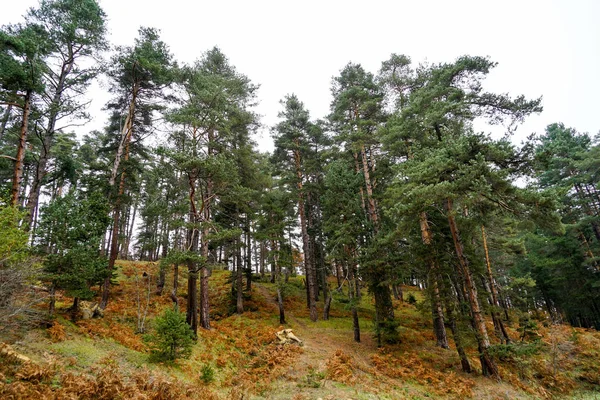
<box><xmin>2</xmin><ymin>0</ymin><xmax>599</xmax><ymax>152</ymax></box>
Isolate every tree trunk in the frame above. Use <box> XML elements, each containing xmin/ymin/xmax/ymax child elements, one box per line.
<box><xmin>184</xmin><ymin>166</ymin><xmax>202</xmax><ymax>334</ymax></box>
<box><xmin>293</xmin><ymin>147</ymin><xmax>317</xmax><ymax>322</ymax></box>
<box><xmin>199</xmin><ymin>266</ymin><xmax>210</xmax><ymax>329</ymax></box>
<box><xmin>269</xmin><ymin>239</ymin><xmax>277</xmax><ymax>284</ymax></box>
<box><xmin>245</xmin><ymin>219</ymin><xmax>252</xmax><ymax>291</ymax></box>
<box><xmin>186</xmin><ymin>259</ymin><xmax>198</xmax><ymax>335</ymax></box>
<box><xmin>11</xmin><ymin>89</ymin><xmax>32</xmax><ymax>207</ymax></box>
<box><xmin>446</xmin><ymin>302</ymin><xmax>472</xmax><ymax>373</ymax></box>
<box><xmin>271</xmin><ymin>239</ymin><xmax>286</xmax><ymax>325</ymax></box>
<box><xmin>25</xmin><ymin>55</ymin><xmax>75</xmax><ymax>229</ymax></box>
<box><xmin>391</xmin><ymin>280</ymin><xmax>400</xmax><ymax>300</ymax></box>
<box><xmin>156</xmin><ymin>265</ymin><xmax>166</xmax><ymax>296</ymax></box>
<box><xmin>481</xmin><ymin>225</ymin><xmax>511</xmax><ymax>343</ymax></box>
<box><xmin>124</xmin><ymin>198</ymin><xmax>138</xmax><ymax>260</ymax></box>
<box><xmin>70</xmin><ymin>297</ymin><xmax>80</xmax><ymax>321</ymax></box>
<box><xmin>100</xmin><ymin>90</ymin><xmax>136</xmax><ymax>308</ymax></box>
<box><xmin>236</xmin><ymin>238</ymin><xmax>244</xmax><ymax>314</ymax></box>
<box><xmin>346</xmin><ymin>254</ymin><xmax>360</xmax><ymax>343</ymax></box>
<box><xmin>185</xmin><ymin>203</ymin><xmax>200</xmax><ymax>335</ymax></box>
<box><xmin>25</xmin><ymin>127</ymin><xmax>51</xmax><ymax>228</ymax></box>
<box><xmin>156</xmin><ymin>213</ymin><xmax>170</xmax><ymax>296</ymax></box>
<box><xmin>0</xmin><ymin>104</ymin><xmax>12</xmax><ymax>141</ymax></box>
<box><xmin>173</xmin><ymin>263</ymin><xmax>179</xmax><ymax>294</ymax></box>
<box><xmin>101</xmin><ymin>137</ymin><xmax>130</xmax><ymax>308</ymax></box>
<box><xmin>277</xmin><ymin>286</ymin><xmax>286</xmax><ymax>324</ymax></box>
<box><xmin>104</xmin><ymin>224</ymin><xmax>111</xmax><ymax>256</ymax></box>
<box><xmin>260</xmin><ymin>241</ymin><xmax>265</xmax><ymax>279</ymax></box>
<box><xmin>360</xmin><ymin>144</ymin><xmax>396</xmax><ymax>345</ymax></box>
<box><xmin>109</xmin><ymin>91</ymin><xmax>136</xmax><ymax>187</ymax></box>
<box><xmin>323</xmin><ymin>279</ymin><xmax>332</xmax><ymax>320</ymax></box>
<box><xmin>431</xmin><ymin>274</ymin><xmax>449</xmax><ymax>349</ymax></box>
<box><xmin>353</xmin><ymin>151</ymin><xmax>367</xmax><ymax>215</ymax></box>
<box><xmin>120</xmin><ymin>204</ymin><xmax>131</xmax><ymax>259</ymax></box>
<box><xmin>335</xmin><ymin>260</ymin><xmax>343</xmax><ymax>290</ymax></box>
<box><xmin>447</xmin><ymin>198</ymin><xmax>498</xmax><ymax>377</ymax></box>
<box><xmin>419</xmin><ymin>212</ymin><xmax>449</xmax><ymax>348</ymax></box>
<box><xmin>198</xmin><ymin>147</ymin><xmax>213</xmax><ymax>329</ymax></box>
<box><xmin>360</xmin><ymin>144</ymin><xmax>379</xmax><ymax>229</ymax></box>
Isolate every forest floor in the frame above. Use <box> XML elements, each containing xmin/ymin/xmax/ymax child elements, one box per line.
<box><xmin>1</xmin><ymin>260</ymin><xmax>600</xmax><ymax>399</ymax></box>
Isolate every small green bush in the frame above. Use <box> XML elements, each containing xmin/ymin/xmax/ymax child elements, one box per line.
<box><xmin>377</xmin><ymin>319</ymin><xmax>400</xmax><ymax>345</ymax></box>
<box><xmin>149</xmin><ymin>308</ymin><xmax>195</xmax><ymax>362</ymax></box>
<box><xmin>301</xmin><ymin>367</ymin><xmax>325</xmax><ymax>388</ymax></box>
<box><xmin>407</xmin><ymin>293</ymin><xmax>417</xmax><ymax>305</ymax></box>
<box><xmin>200</xmin><ymin>363</ymin><xmax>215</xmax><ymax>384</ymax></box>
<box><xmin>488</xmin><ymin>342</ymin><xmax>541</xmax><ymax>361</ymax></box>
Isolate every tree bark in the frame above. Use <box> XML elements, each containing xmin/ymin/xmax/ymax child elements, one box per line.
<box><xmin>101</xmin><ymin>136</ymin><xmax>130</xmax><ymax>308</ymax></box>
<box><xmin>100</xmin><ymin>90</ymin><xmax>136</xmax><ymax>309</ymax></box>
<box><xmin>447</xmin><ymin>198</ymin><xmax>498</xmax><ymax>377</ymax></box>
<box><xmin>431</xmin><ymin>274</ymin><xmax>449</xmax><ymax>349</ymax></box>
<box><xmin>0</xmin><ymin>104</ymin><xmax>12</xmax><ymax>141</ymax></box>
<box><xmin>353</xmin><ymin>151</ymin><xmax>367</xmax><ymax>216</ymax></box>
<box><xmin>335</xmin><ymin>260</ymin><xmax>343</xmax><ymax>290</ymax></box>
<box><xmin>236</xmin><ymin>238</ymin><xmax>244</xmax><ymax>314</ymax></box>
<box><xmin>245</xmin><ymin>218</ymin><xmax>252</xmax><ymax>291</ymax></box>
<box><xmin>419</xmin><ymin>212</ymin><xmax>449</xmax><ymax>348</ymax></box>
<box><xmin>109</xmin><ymin>90</ymin><xmax>137</xmax><ymax>187</ymax></box>
<box><xmin>446</xmin><ymin>302</ymin><xmax>472</xmax><ymax>373</ymax></box>
<box><xmin>323</xmin><ymin>280</ymin><xmax>332</xmax><ymax>320</ymax></box>
<box><xmin>269</xmin><ymin>238</ymin><xmax>277</xmax><ymax>284</ymax></box>
<box><xmin>346</xmin><ymin>252</ymin><xmax>360</xmax><ymax>343</ymax></box>
<box><xmin>293</xmin><ymin>146</ymin><xmax>317</xmax><ymax>321</ymax></box>
<box><xmin>186</xmin><ymin>259</ymin><xmax>198</xmax><ymax>335</ymax></box>
<box><xmin>156</xmin><ymin>207</ymin><xmax>170</xmax><ymax>296</ymax></box>
<box><xmin>481</xmin><ymin>225</ymin><xmax>511</xmax><ymax>343</ymax></box>
<box><xmin>277</xmin><ymin>286</ymin><xmax>286</xmax><ymax>324</ymax></box>
<box><xmin>259</xmin><ymin>241</ymin><xmax>266</xmax><ymax>279</ymax></box>
<box><xmin>184</xmin><ymin>166</ymin><xmax>201</xmax><ymax>334</ymax></box>
<box><xmin>11</xmin><ymin>89</ymin><xmax>32</xmax><ymax>207</ymax></box>
<box><xmin>360</xmin><ymin>144</ymin><xmax>379</xmax><ymax>230</ymax></box>
<box><xmin>198</xmin><ymin>133</ymin><xmax>214</xmax><ymax>330</ymax></box>
<box><xmin>124</xmin><ymin>198</ymin><xmax>138</xmax><ymax>260</ymax></box>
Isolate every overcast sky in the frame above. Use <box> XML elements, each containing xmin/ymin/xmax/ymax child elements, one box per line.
<box><xmin>3</xmin><ymin>0</ymin><xmax>599</xmax><ymax>151</ymax></box>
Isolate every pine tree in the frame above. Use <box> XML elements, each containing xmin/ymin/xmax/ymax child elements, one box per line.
<box><xmin>164</xmin><ymin>47</ymin><xmax>257</xmax><ymax>331</ymax></box>
<box><xmin>384</xmin><ymin>56</ymin><xmax>543</xmax><ymax>376</ymax></box>
<box><xmin>24</xmin><ymin>0</ymin><xmax>108</xmax><ymax>231</ymax></box>
<box><xmin>329</xmin><ymin>63</ymin><xmax>398</xmax><ymax>345</ymax></box>
<box><xmin>39</xmin><ymin>190</ymin><xmax>110</xmax><ymax>315</ymax></box>
<box><xmin>0</xmin><ymin>23</ymin><xmax>49</xmax><ymax>206</ymax></box>
<box><xmin>100</xmin><ymin>27</ymin><xmax>175</xmax><ymax>309</ymax></box>
<box><xmin>272</xmin><ymin>94</ymin><xmax>321</xmax><ymax>321</ymax></box>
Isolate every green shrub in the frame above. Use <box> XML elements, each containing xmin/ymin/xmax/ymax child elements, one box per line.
<box><xmin>377</xmin><ymin>319</ymin><xmax>400</xmax><ymax>345</ymax></box>
<box><xmin>301</xmin><ymin>367</ymin><xmax>325</xmax><ymax>388</ymax></box>
<box><xmin>149</xmin><ymin>308</ymin><xmax>195</xmax><ymax>362</ymax></box>
<box><xmin>407</xmin><ymin>293</ymin><xmax>417</xmax><ymax>305</ymax></box>
<box><xmin>200</xmin><ymin>363</ymin><xmax>215</xmax><ymax>384</ymax></box>
<box><xmin>488</xmin><ymin>342</ymin><xmax>541</xmax><ymax>361</ymax></box>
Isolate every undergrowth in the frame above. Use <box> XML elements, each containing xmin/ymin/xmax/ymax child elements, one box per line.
<box><xmin>1</xmin><ymin>261</ymin><xmax>599</xmax><ymax>399</ymax></box>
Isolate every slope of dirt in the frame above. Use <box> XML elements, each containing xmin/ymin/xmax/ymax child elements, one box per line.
<box><xmin>1</xmin><ymin>262</ymin><xmax>600</xmax><ymax>399</ymax></box>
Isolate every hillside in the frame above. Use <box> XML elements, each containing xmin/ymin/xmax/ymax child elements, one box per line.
<box><xmin>1</xmin><ymin>261</ymin><xmax>599</xmax><ymax>400</ymax></box>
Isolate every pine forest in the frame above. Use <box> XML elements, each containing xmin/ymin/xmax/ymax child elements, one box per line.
<box><xmin>1</xmin><ymin>1</ymin><xmax>599</xmax><ymax>399</ymax></box>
